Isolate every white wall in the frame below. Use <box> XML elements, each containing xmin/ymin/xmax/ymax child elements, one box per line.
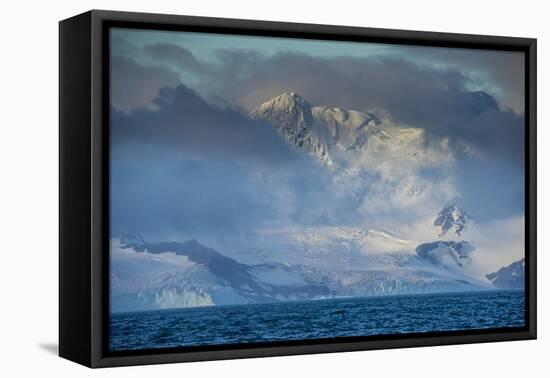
<box><xmin>0</xmin><ymin>0</ymin><xmax>546</xmax><ymax>376</ymax></box>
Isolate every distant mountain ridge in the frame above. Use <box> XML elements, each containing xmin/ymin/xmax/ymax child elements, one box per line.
<box><xmin>111</xmin><ymin>233</ymin><xmax>491</xmax><ymax>313</ymax></box>
<box><xmin>486</xmin><ymin>258</ymin><xmax>525</xmax><ymax>289</ymax></box>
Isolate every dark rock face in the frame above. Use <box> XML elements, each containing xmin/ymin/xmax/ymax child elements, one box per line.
<box><xmin>433</xmin><ymin>203</ymin><xmax>471</xmax><ymax>237</ymax></box>
<box><xmin>415</xmin><ymin>241</ymin><xmax>475</xmax><ymax>270</ymax></box>
<box><xmin>250</xmin><ymin>93</ymin><xmax>332</xmax><ymax>164</ymax></box>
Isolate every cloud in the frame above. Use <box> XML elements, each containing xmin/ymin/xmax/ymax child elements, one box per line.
<box><xmin>111</xmin><ymin>84</ymin><xmax>296</xmax><ymax>165</ymax></box>
<box><xmin>142</xmin><ymin>43</ymin><xmax>212</xmax><ymax>75</ymax></box>
<box><xmin>394</xmin><ymin>46</ymin><xmax>525</xmax><ymax>114</ymax></box>
<box><xmin>110</xmin><ymin>55</ymin><xmax>180</xmax><ymax>112</ymax></box>
<box><xmin>110</xmin><ymin>154</ymin><xmax>282</xmax><ymax>239</ymax></box>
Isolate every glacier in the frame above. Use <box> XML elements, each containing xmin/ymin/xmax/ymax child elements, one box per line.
<box><xmin>111</xmin><ymin>231</ymin><xmax>493</xmax><ymax>313</ymax></box>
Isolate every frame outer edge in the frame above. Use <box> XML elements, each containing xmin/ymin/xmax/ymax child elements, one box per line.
<box><xmin>91</xmin><ymin>10</ymin><xmax>105</xmax><ymax>368</ymax></box>
<box><xmin>528</xmin><ymin>38</ymin><xmax>537</xmax><ymax>339</ymax></box>
<box><xmin>84</xmin><ymin>9</ymin><xmax>537</xmax><ymax>367</ymax></box>
<box><xmin>59</xmin><ymin>11</ymin><xmax>94</xmax><ymax>368</ymax></box>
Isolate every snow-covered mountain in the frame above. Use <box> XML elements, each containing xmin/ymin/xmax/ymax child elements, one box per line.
<box><xmin>111</xmin><ymin>233</ymin><xmax>491</xmax><ymax>312</ymax></box>
<box><xmin>250</xmin><ymin>92</ymin><xmax>451</xmax><ymax>171</ymax></box>
<box><xmin>485</xmin><ymin>258</ymin><xmax>525</xmax><ymax>289</ymax></box>
<box><xmin>434</xmin><ymin>202</ymin><xmax>472</xmax><ymax>237</ymax></box>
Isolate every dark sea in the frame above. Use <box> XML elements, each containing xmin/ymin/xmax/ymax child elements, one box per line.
<box><xmin>109</xmin><ymin>290</ymin><xmax>525</xmax><ymax>351</ymax></box>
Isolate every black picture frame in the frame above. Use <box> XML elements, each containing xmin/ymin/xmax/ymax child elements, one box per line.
<box><xmin>59</xmin><ymin>9</ymin><xmax>537</xmax><ymax>368</ymax></box>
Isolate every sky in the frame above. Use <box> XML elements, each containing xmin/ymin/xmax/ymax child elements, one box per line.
<box><xmin>109</xmin><ymin>27</ymin><xmax>526</xmax><ymax>254</ymax></box>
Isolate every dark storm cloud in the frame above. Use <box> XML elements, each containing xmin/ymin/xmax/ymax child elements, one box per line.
<box><xmin>110</xmin><ymin>55</ymin><xmax>180</xmax><ymax>112</ymax></box>
<box><xmin>112</xmin><ymin>41</ymin><xmax>525</xmax><ymax>168</ymax></box>
<box><xmin>110</xmin><ymin>83</ymin><xmax>292</xmax><ymax>237</ymax></box>
<box><xmin>111</xmin><ymin>84</ymin><xmax>297</xmax><ymax>165</ymax></box>
<box><xmin>394</xmin><ymin>46</ymin><xmax>525</xmax><ymax>114</ymax></box>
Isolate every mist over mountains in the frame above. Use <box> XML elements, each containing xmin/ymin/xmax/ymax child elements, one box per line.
<box><xmin>110</xmin><ymin>89</ymin><xmax>525</xmax><ymax>312</ymax></box>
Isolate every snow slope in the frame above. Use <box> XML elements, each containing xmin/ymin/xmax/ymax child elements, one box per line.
<box><xmin>110</xmin><ymin>235</ymin><xmax>330</xmax><ymax>312</ymax></box>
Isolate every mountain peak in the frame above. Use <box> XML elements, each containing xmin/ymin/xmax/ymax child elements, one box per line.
<box><xmin>250</xmin><ymin>93</ymin><xmax>395</xmax><ymax>168</ymax></box>
<box><xmin>281</xmin><ymin>91</ymin><xmax>301</xmax><ymax>99</ymax></box>
<box><xmin>250</xmin><ymin>92</ymin><xmax>333</xmax><ymax>163</ymax></box>
<box><xmin>253</xmin><ymin>92</ymin><xmax>312</xmax><ymax>115</ymax></box>
<box><xmin>274</xmin><ymin>91</ymin><xmax>305</xmax><ymax>100</ymax></box>
<box><xmin>434</xmin><ymin>202</ymin><xmax>472</xmax><ymax>237</ymax></box>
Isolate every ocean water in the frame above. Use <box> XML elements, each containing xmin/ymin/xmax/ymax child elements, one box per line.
<box><xmin>110</xmin><ymin>290</ymin><xmax>525</xmax><ymax>351</ymax></box>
